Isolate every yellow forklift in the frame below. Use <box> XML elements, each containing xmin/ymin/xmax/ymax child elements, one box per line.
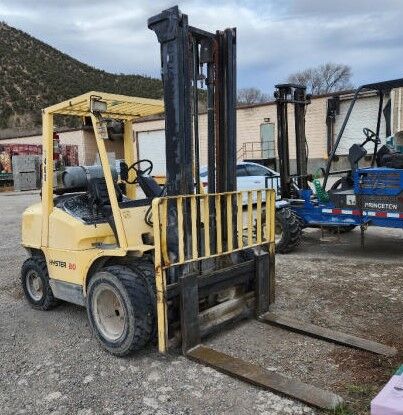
<box><xmin>21</xmin><ymin>6</ymin><xmax>395</xmax><ymax>410</ymax></box>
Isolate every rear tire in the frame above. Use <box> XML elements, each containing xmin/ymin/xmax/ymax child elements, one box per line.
<box><xmin>86</xmin><ymin>265</ymin><xmax>154</xmax><ymax>356</ymax></box>
<box><xmin>275</xmin><ymin>208</ymin><xmax>302</xmax><ymax>254</ymax></box>
<box><xmin>21</xmin><ymin>257</ymin><xmax>59</xmax><ymax>310</ymax></box>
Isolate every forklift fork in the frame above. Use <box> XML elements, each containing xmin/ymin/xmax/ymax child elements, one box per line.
<box><xmin>178</xmin><ymin>250</ymin><xmax>344</xmax><ymax>409</ymax></box>
<box><xmin>178</xmin><ymin>251</ymin><xmax>395</xmax><ymax>410</ymax></box>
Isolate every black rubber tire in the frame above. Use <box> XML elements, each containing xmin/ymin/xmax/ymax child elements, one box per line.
<box><xmin>116</xmin><ymin>260</ymin><xmax>156</xmax><ymax>303</ymax></box>
<box><xmin>275</xmin><ymin>208</ymin><xmax>302</xmax><ymax>254</ymax></box>
<box><xmin>108</xmin><ymin>263</ymin><xmax>156</xmax><ymax>339</ymax></box>
<box><xmin>109</xmin><ymin>259</ymin><xmax>157</xmax><ymax>342</ymax></box>
<box><xmin>104</xmin><ymin>257</ymin><xmax>157</xmax><ymax>334</ymax></box>
<box><xmin>21</xmin><ymin>256</ymin><xmax>59</xmax><ymax>310</ymax></box>
<box><xmin>86</xmin><ymin>265</ymin><xmax>153</xmax><ymax>356</ymax></box>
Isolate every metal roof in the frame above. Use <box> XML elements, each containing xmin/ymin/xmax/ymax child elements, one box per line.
<box><xmin>360</xmin><ymin>78</ymin><xmax>403</xmax><ymax>92</ymax></box>
<box><xmin>44</xmin><ymin>91</ymin><xmax>164</xmax><ymax>120</ymax></box>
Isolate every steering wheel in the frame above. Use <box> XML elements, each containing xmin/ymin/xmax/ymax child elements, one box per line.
<box><xmin>362</xmin><ymin>128</ymin><xmax>381</xmax><ymax>145</ymax></box>
<box><xmin>124</xmin><ymin>159</ymin><xmax>153</xmax><ymax>184</ymax></box>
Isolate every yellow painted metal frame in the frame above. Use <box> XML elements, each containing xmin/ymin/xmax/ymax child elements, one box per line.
<box><xmin>44</xmin><ymin>91</ymin><xmax>164</xmax><ymax>119</ymax></box>
<box><xmin>40</xmin><ymin>91</ymin><xmax>164</xmax><ymax>250</ymax></box>
<box><xmin>152</xmin><ymin>189</ymin><xmax>276</xmax><ymax>352</ymax></box>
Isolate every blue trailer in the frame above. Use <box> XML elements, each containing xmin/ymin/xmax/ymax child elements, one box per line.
<box><xmin>293</xmin><ymin>168</ymin><xmax>403</xmax><ymax>229</ymax></box>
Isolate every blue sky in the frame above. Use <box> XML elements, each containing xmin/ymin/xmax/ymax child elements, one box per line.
<box><xmin>1</xmin><ymin>0</ymin><xmax>403</xmax><ymax>95</ymax></box>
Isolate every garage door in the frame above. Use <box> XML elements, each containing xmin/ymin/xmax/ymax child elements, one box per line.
<box><xmin>137</xmin><ymin>129</ymin><xmax>166</xmax><ymax>176</ymax></box>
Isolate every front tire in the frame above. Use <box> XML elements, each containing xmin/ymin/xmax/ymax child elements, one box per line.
<box><xmin>21</xmin><ymin>257</ymin><xmax>59</xmax><ymax>310</ymax></box>
<box><xmin>275</xmin><ymin>208</ymin><xmax>302</xmax><ymax>254</ymax></box>
<box><xmin>116</xmin><ymin>260</ymin><xmax>157</xmax><ymax>341</ymax></box>
<box><xmin>86</xmin><ymin>265</ymin><xmax>154</xmax><ymax>356</ymax></box>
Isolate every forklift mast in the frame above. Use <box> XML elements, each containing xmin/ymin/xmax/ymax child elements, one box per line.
<box><xmin>148</xmin><ymin>6</ymin><xmax>237</xmax><ymax>196</ymax></box>
<box><xmin>148</xmin><ymin>6</ymin><xmax>237</xmax><ymax>268</ymax></box>
<box><xmin>274</xmin><ymin>84</ymin><xmax>311</xmax><ymax>198</ymax></box>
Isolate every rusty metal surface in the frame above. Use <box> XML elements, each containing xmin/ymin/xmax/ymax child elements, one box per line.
<box><xmin>180</xmin><ymin>273</ymin><xmax>201</xmax><ymax>353</ymax></box>
<box><xmin>260</xmin><ymin>312</ymin><xmax>397</xmax><ymax>357</ymax></box>
<box><xmin>187</xmin><ymin>345</ymin><xmax>344</xmax><ymax>410</ymax></box>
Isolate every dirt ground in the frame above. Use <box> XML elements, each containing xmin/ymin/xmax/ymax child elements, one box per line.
<box><xmin>0</xmin><ymin>191</ymin><xmax>401</xmax><ymax>415</ymax></box>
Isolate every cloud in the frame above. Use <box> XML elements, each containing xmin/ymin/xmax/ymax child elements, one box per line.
<box><xmin>1</xmin><ymin>0</ymin><xmax>403</xmax><ymax>94</ymax></box>
<box><xmin>286</xmin><ymin>0</ymin><xmax>402</xmax><ymax>17</ymax></box>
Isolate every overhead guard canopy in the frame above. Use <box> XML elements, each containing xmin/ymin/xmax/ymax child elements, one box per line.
<box><xmin>43</xmin><ymin>91</ymin><xmax>164</xmax><ymax>120</ymax></box>
<box><xmin>359</xmin><ymin>77</ymin><xmax>403</xmax><ymax>92</ymax></box>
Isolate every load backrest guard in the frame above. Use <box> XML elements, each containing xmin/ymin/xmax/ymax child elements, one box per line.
<box><xmin>152</xmin><ymin>189</ymin><xmax>276</xmax><ymax>353</ymax></box>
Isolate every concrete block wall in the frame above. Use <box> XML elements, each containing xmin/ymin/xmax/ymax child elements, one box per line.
<box><xmin>236</xmin><ymin>104</ymin><xmax>276</xmax><ymax>157</ymax></box>
<box><xmin>305</xmin><ymin>97</ymin><xmax>328</xmax><ymax>159</ymax></box>
<box><xmin>12</xmin><ymin>155</ymin><xmax>41</xmax><ymax>191</ymax></box>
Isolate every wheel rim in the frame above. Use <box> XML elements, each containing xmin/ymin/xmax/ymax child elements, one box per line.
<box><xmin>260</xmin><ymin>220</ymin><xmax>283</xmax><ymax>244</ymax></box>
<box><xmin>275</xmin><ymin>222</ymin><xmax>283</xmax><ymax>244</ymax></box>
<box><xmin>92</xmin><ymin>284</ymin><xmax>126</xmax><ymax>342</ymax></box>
<box><xmin>26</xmin><ymin>270</ymin><xmax>44</xmax><ymax>301</ymax></box>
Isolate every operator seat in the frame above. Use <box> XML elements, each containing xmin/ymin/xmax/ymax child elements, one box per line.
<box><xmin>87</xmin><ymin>177</ymin><xmax>123</xmax><ymax>242</ymax></box>
<box><xmin>376</xmin><ymin>145</ymin><xmax>403</xmax><ymax>169</ymax></box>
<box><xmin>348</xmin><ymin>144</ymin><xmax>367</xmax><ymax>172</ymax></box>
<box><xmin>87</xmin><ymin>177</ymin><xmax>123</xmax><ymax>207</ymax></box>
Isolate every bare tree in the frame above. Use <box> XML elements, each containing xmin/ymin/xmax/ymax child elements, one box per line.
<box><xmin>287</xmin><ymin>63</ymin><xmax>353</xmax><ymax>95</ymax></box>
<box><xmin>237</xmin><ymin>87</ymin><xmax>270</xmax><ymax>105</ymax></box>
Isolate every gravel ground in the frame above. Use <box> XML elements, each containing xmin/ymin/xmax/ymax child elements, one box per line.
<box><xmin>0</xmin><ymin>191</ymin><xmax>402</xmax><ymax>415</ymax></box>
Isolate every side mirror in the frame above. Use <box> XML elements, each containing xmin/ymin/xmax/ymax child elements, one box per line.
<box><xmin>120</xmin><ymin>162</ymin><xmax>129</xmax><ymax>181</ymax></box>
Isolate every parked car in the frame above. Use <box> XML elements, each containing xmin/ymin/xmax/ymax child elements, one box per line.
<box><xmin>200</xmin><ymin>161</ymin><xmax>280</xmax><ymax>203</ymax></box>
<box><xmin>200</xmin><ymin>161</ymin><xmax>301</xmax><ymax>253</ymax></box>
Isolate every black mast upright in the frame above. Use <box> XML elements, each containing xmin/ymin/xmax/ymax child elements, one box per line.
<box><xmin>275</xmin><ymin>84</ymin><xmax>311</xmax><ymax>198</ymax></box>
<box><xmin>275</xmin><ymin>85</ymin><xmax>292</xmax><ymax>199</ymax></box>
<box><xmin>215</xmin><ymin>28</ymin><xmax>237</xmax><ymax>194</ymax></box>
<box><xmin>294</xmin><ymin>86</ymin><xmax>309</xmax><ymax>189</ymax></box>
<box><xmin>148</xmin><ymin>7</ymin><xmax>193</xmax><ymax>198</ymax></box>
<box><xmin>149</xmin><ymin>6</ymin><xmax>238</xmax><ymax>272</ymax></box>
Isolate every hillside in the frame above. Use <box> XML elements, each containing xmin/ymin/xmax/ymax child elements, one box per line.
<box><xmin>0</xmin><ymin>22</ymin><xmax>163</xmax><ymax>129</ymax></box>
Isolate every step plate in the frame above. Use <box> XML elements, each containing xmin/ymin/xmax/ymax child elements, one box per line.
<box><xmin>260</xmin><ymin>312</ymin><xmax>397</xmax><ymax>357</ymax></box>
<box><xmin>187</xmin><ymin>345</ymin><xmax>343</xmax><ymax>410</ymax></box>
